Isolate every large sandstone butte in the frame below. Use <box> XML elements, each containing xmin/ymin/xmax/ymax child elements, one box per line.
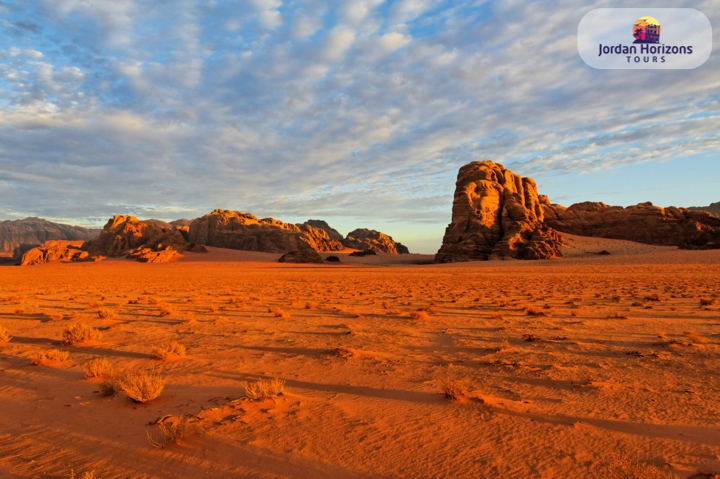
<box><xmin>84</xmin><ymin>215</ymin><xmax>187</xmax><ymax>261</ymax></box>
<box><xmin>0</xmin><ymin>217</ymin><xmax>98</xmax><ymax>260</ymax></box>
<box><xmin>343</xmin><ymin>228</ymin><xmax>409</xmax><ymax>254</ymax></box>
<box><xmin>543</xmin><ymin>201</ymin><xmax>720</xmax><ymax>250</ymax></box>
<box><xmin>435</xmin><ymin>161</ymin><xmax>563</xmax><ymax>262</ymax></box>
<box><xmin>189</xmin><ymin>209</ymin><xmax>343</xmax><ymax>254</ymax></box>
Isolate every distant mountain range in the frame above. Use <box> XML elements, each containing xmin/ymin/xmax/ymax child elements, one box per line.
<box><xmin>0</xmin><ymin>217</ymin><xmax>99</xmax><ymax>260</ymax></box>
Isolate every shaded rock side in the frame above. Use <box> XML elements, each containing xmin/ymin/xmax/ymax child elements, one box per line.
<box><xmin>687</xmin><ymin>201</ymin><xmax>720</xmax><ymax>217</ymax></box>
<box><xmin>278</xmin><ymin>250</ymin><xmax>324</xmax><ymax>264</ymax></box>
<box><xmin>19</xmin><ymin>240</ymin><xmax>89</xmax><ymax>266</ymax></box>
<box><xmin>84</xmin><ymin>215</ymin><xmax>188</xmax><ymax>258</ymax></box>
<box><xmin>188</xmin><ymin>209</ymin><xmax>343</xmax><ymax>253</ymax></box>
<box><xmin>435</xmin><ymin>161</ymin><xmax>563</xmax><ymax>262</ymax></box>
<box><xmin>543</xmin><ymin>201</ymin><xmax>720</xmax><ymax>250</ymax></box>
<box><xmin>343</xmin><ymin>229</ymin><xmax>409</xmax><ymax>254</ymax></box>
<box><xmin>303</xmin><ymin>220</ymin><xmax>344</xmax><ymax>242</ymax></box>
<box><xmin>0</xmin><ymin>217</ymin><xmax>99</xmax><ymax>259</ymax></box>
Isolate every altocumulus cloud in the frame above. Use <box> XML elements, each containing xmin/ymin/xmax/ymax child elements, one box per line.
<box><xmin>0</xmin><ymin>0</ymin><xmax>718</xmax><ymax>252</ymax></box>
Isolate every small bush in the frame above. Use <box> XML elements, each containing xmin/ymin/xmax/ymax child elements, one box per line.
<box><xmin>0</xmin><ymin>326</ymin><xmax>11</xmax><ymax>342</ymax></box>
<box><xmin>119</xmin><ymin>370</ymin><xmax>165</xmax><ymax>403</ymax></box>
<box><xmin>157</xmin><ymin>303</ymin><xmax>176</xmax><ymax>317</ymax></box>
<box><xmin>97</xmin><ymin>308</ymin><xmax>115</xmax><ymax>319</ymax></box>
<box><xmin>30</xmin><ymin>349</ymin><xmax>69</xmax><ymax>365</ymax></box>
<box><xmin>147</xmin><ymin>415</ymin><xmax>200</xmax><ymax>448</ymax></box>
<box><xmin>46</xmin><ymin>313</ymin><xmax>64</xmax><ymax>322</ymax></box>
<box><xmin>268</xmin><ymin>306</ymin><xmax>290</xmax><ymax>319</ymax></box>
<box><xmin>152</xmin><ymin>340</ymin><xmax>187</xmax><ymax>361</ymax></box>
<box><xmin>84</xmin><ymin>358</ymin><xmax>114</xmax><ymax>379</ymax></box>
<box><xmin>442</xmin><ymin>379</ymin><xmax>471</xmax><ymax>401</ymax></box>
<box><xmin>242</xmin><ymin>378</ymin><xmax>286</xmax><ymax>401</ymax></box>
<box><xmin>644</xmin><ymin>293</ymin><xmax>661</xmax><ymax>302</ymax></box>
<box><xmin>524</xmin><ymin>306</ymin><xmax>547</xmax><ymax>317</ymax></box>
<box><xmin>305</xmin><ymin>301</ymin><xmax>319</xmax><ymax>309</ymax></box>
<box><xmin>411</xmin><ymin>311</ymin><xmax>430</xmax><ymax>320</ymax></box>
<box><xmin>99</xmin><ymin>377</ymin><xmax>120</xmax><ymax>396</ymax></box>
<box><xmin>63</xmin><ymin>323</ymin><xmax>103</xmax><ymax>345</ymax></box>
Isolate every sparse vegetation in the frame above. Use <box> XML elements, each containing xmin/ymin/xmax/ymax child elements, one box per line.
<box><xmin>46</xmin><ymin>313</ymin><xmax>64</xmax><ymax>321</ymax></box>
<box><xmin>152</xmin><ymin>340</ymin><xmax>187</xmax><ymax>360</ymax></box>
<box><xmin>84</xmin><ymin>357</ymin><xmax>114</xmax><ymax>379</ymax></box>
<box><xmin>241</xmin><ymin>377</ymin><xmax>286</xmax><ymax>401</ymax></box>
<box><xmin>119</xmin><ymin>370</ymin><xmax>165</xmax><ymax>403</ymax></box>
<box><xmin>410</xmin><ymin>310</ymin><xmax>430</xmax><ymax>320</ymax></box>
<box><xmin>268</xmin><ymin>306</ymin><xmax>290</xmax><ymax>318</ymax></box>
<box><xmin>524</xmin><ymin>306</ymin><xmax>547</xmax><ymax>317</ymax></box>
<box><xmin>442</xmin><ymin>379</ymin><xmax>471</xmax><ymax>401</ymax></box>
<box><xmin>97</xmin><ymin>307</ymin><xmax>115</xmax><ymax>319</ymax></box>
<box><xmin>157</xmin><ymin>303</ymin><xmax>176</xmax><ymax>317</ymax></box>
<box><xmin>63</xmin><ymin>323</ymin><xmax>103</xmax><ymax>345</ymax></box>
<box><xmin>147</xmin><ymin>415</ymin><xmax>200</xmax><ymax>448</ymax></box>
<box><xmin>30</xmin><ymin>349</ymin><xmax>69</xmax><ymax>365</ymax></box>
<box><xmin>0</xmin><ymin>325</ymin><xmax>10</xmax><ymax>342</ymax></box>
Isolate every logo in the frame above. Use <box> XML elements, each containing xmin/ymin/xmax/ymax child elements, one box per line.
<box><xmin>633</xmin><ymin>16</ymin><xmax>660</xmax><ymax>44</ymax></box>
<box><xmin>578</xmin><ymin>8</ymin><xmax>712</xmax><ymax>70</ymax></box>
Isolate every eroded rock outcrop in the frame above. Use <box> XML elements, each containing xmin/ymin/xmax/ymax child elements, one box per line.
<box><xmin>189</xmin><ymin>209</ymin><xmax>343</xmax><ymax>253</ymax></box>
<box><xmin>343</xmin><ymin>229</ymin><xmax>409</xmax><ymax>254</ymax></box>
<box><xmin>688</xmin><ymin>201</ymin><xmax>720</xmax><ymax>217</ymax></box>
<box><xmin>303</xmin><ymin>220</ymin><xmax>344</xmax><ymax>242</ymax></box>
<box><xmin>435</xmin><ymin>161</ymin><xmax>563</xmax><ymax>262</ymax></box>
<box><xmin>278</xmin><ymin>250</ymin><xmax>324</xmax><ymax>264</ymax></box>
<box><xmin>0</xmin><ymin>217</ymin><xmax>98</xmax><ymax>260</ymax></box>
<box><xmin>84</xmin><ymin>215</ymin><xmax>187</xmax><ymax>258</ymax></box>
<box><xmin>19</xmin><ymin>240</ymin><xmax>89</xmax><ymax>266</ymax></box>
<box><xmin>543</xmin><ymin>201</ymin><xmax>720</xmax><ymax>250</ymax></box>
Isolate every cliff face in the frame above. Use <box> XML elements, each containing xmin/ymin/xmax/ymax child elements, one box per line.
<box><xmin>435</xmin><ymin>161</ymin><xmax>563</xmax><ymax>262</ymax></box>
<box><xmin>543</xmin><ymin>201</ymin><xmax>720</xmax><ymax>250</ymax></box>
<box><xmin>188</xmin><ymin>209</ymin><xmax>343</xmax><ymax>253</ymax></box>
<box><xmin>0</xmin><ymin>217</ymin><xmax>98</xmax><ymax>259</ymax></box>
<box><xmin>84</xmin><ymin>215</ymin><xmax>187</xmax><ymax>259</ymax></box>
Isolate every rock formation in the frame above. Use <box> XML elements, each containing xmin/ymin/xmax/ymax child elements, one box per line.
<box><xmin>688</xmin><ymin>201</ymin><xmax>720</xmax><ymax>217</ymax></box>
<box><xmin>84</xmin><ymin>215</ymin><xmax>187</xmax><ymax>259</ymax></box>
<box><xmin>303</xmin><ymin>220</ymin><xmax>344</xmax><ymax>242</ymax></box>
<box><xmin>0</xmin><ymin>217</ymin><xmax>98</xmax><ymax>260</ymax></box>
<box><xmin>343</xmin><ymin>229</ymin><xmax>409</xmax><ymax>254</ymax></box>
<box><xmin>278</xmin><ymin>250</ymin><xmax>324</xmax><ymax>264</ymax></box>
<box><xmin>188</xmin><ymin>209</ymin><xmax>343</xmax><ymax>253</ymax></box>
<box><xmin>435</xmin><ymin>161</ymin><xmax>564</xmax><ymax>262</ymax></box>
<box><xmin>542</xmin><ymin>201</ymin><xmax>720</xmax><ymax>250</ymax></box>
<box><xmin>19</xmin><ymin>240</ymin><xmax>89</xmax><ymax>266</ymax></box>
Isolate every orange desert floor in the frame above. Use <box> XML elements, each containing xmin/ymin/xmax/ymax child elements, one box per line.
<box><xmin>0</xmin><ymin>236</ymin><xmax>719</xmax><ymax>478</ymax></box>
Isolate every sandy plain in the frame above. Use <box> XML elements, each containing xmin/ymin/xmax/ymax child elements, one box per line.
<box><xmin>0</xmin><ymin>235</ymin><xmax>718</xmax><ymax>478</ymax></box>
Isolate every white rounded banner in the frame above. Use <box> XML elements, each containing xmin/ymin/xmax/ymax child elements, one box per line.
<box><xmin>578</xmin><ymin>8</ymin><xmax>712</xmax><ymax>69</ymax></box>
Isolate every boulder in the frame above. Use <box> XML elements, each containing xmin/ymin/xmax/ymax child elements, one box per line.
<box><xmin>84</xmin><ymin>215</ymin><xmax>187</xmax><ymax>259</ymax></box>
<box><xmin>189</xmin><ymin>209</ymin><xmax>343</xmax><ymax>253</ymax></box>
<box><xmin>543</xmin><ymin>201</ymin><xmax>720</xmax><ymax>249</ymax></box>
<box><xmin>127</xmin><ymin>246</ymin><xmax>178</xmax><ymax>263</ymax></box>
<box><xmin>278</xmin><ymin>250</ymin><xmax>324</xmax><ymax>264</ymax></box>
<box><xmin>343</xmin><ymin>229</ymin><xmax>409</xmax><ymax>254</ymax></box>
<box><xmin>325</xmin><ymin>256</ymin><xmax>341</xmax><ymax>262</ymax></box>
<box><xmin>435</xmin><ymin>161</ymin><xmax>563</xmax><ymax>262</ymax></box>
<box><xmin>19</xmin><ymin>240</ymin><xmax>88</xmax><ymax>266</ymax></box>
<box><xmin>187</xmin><ymin>243</ymin><xmax>208</xmax><ymax>253</ymax></box>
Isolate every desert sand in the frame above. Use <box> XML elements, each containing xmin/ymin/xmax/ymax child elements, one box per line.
<box><xmin>0</xmin><ymin>236</ymin><xmax>719</xmax><ymax>478</ymax></box>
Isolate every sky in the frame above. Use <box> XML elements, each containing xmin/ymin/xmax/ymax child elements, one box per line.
<box><xmin>0</xmin><ymin>0</ymin><xmax>718</xmax><ymax>253</ymax></box>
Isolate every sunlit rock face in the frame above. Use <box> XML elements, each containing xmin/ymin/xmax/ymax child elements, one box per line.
<box><xmin>435</xmin><ymin>161</ymin><xmax>563</xmax><ymax>262</ymax></box>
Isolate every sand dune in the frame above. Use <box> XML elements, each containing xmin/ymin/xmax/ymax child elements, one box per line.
<box><xmin>0</xmin><ymin>239</ymin><xmax>718</xmax><ymax>477</ymax></box>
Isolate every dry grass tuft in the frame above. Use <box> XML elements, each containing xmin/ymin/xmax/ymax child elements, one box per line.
<box><xmin>0</xmin><ymin>326</ymin><xmax>11</xmax><ymax>342</ymax></box>
<box><xmin>68</xmin><ymin>469</ymin><xmax>98</xmax><ymax>479</ymax></box>
<box><xmin>683</xmin><ymin>331</ymin><xmax>708</xmax><ymax>344</ymax></box>
<box><xmin>242</xmin><ymin>377</ymin><xmax>286</xmax><ymax>401</ymax></box>
<box><xmin>84</xmin><ymin>358</ymin><xmax>114</xmax><ymax>379</ymax></box>
<box><xmin>30</xmin><ymin>349</ymin><xmax>69</xmax><ymax>365</ymax></box>
<box><xmin>46</xmin><ymin>313</ymin><xmax>64</xmax><ymax>322</ymax></box>
<box><xmin>157</xmin><ymin>303</ymin><xmax>176</xmax><ymax>317</ymax></box>
<box><xmin>152</xmin><ymin>340</ymin><xmax>187</xmax><ymax>361</ymax></box>
<box><xmin>411</xmin><ymin>310</ymin><xmax>430</xmax><ymax>320</ymax></box>
<box><xmin>63</xmin><ymin>323</ymin><xmax>103</xmax><ymax>345</ymax></box>
<box><xmin>97</xmin><ymin>308</ymin><xmax>115</xmax><ymax>319</ymax></box>
<box><xmin>524</xmin><ymin>306</ymin><xmax>547</xmax><ymax>317</ymax></box>
<box><xmin>147</xmin><ymin>415</ymin><xmax>200</xmax><ymax>448</ymax></box>
<box><xmin>99</xmin><ymin>377</ymin><xmax>120</xmax><ymax>396</ymax></box>
<box><xmin>442</xmin><ymin>378</ymin><xmax>471</xmax><ymax>401</ymax></box>
<box><xmin>268</xmin><ymin>306</ymin><xmax>290</xmax><ymax>318</ymax></box>
<box><xmin>305</xmin><ymin>301</ymin><xmax>319</xmax><ymax>309</ymax></box>
<box><xmin>119</xmin><ymin>370</ymin><xmax>165</xmax><ymax>403</ymax></box>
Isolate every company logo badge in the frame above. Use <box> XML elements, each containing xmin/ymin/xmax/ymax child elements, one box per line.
<box><xmin>633</xmin><ymin>16</ymin><xmax>660</xmax><ymax>44</ymax></box>
<box><xmin>578</xmin><ymin>8</ymin><xmax>712</xmax><ymax>70</ymax></box>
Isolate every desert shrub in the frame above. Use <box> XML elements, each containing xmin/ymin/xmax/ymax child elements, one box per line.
<box><xmin>207</xmin><ymin>304</ymin><xmax>219</xmax><ymax>313</ymax></box>
<box><xmin>30</xmin><ymin>349</ymin><xmax>69</xmax><ymax>365</ymax></box>
<box><xmin>0</xmin><ymin>326</ymin><xmax>11</xmax><ymax>342</ymax></box>
<box><xmin>180</xmin><ymin>312</ymin><xmax>197</xmax><ymax>324</ymax></box>
<box><xmin>242</xmin><ymin>378</ymin><xmax>286</xmax><ymax>401</ymax></box>
<box><xmin>46</xmin><ymin>313</ymin><xmax>64</xmax><ymax>322</ymax></box>
<box><xmin>700</xmin><ymin>298</ymin><xmax>715</xmax><ymax>306</ymax></box>
<box><xmin>13</xmin><ymin>307</ymin><xmax>27</xmax><ymax>315</ymax></box>
<box><xmin>120</xmin><ymin>370</ymin><xmax>165</xmax><ymax>403</ymax></box>
<box><xmin>644</xmin><ymin>293</ymin><xmax>661</xmax><ymax>302</ymax></box>
<box><xmin>97</xmin><ymin>308</ymin><xmax>115</xmax><ymax>319</ymax></box>
<box><xmin>68</xmin><ymin>469</ymin><xmax>98</xmax><ymax>479</ymax></box>
<box><xmin>157</xmin><ymin>303</ymin><xmax>176</xmax><ymax>317</ymax></box>
<box><xmin>84</xmin><ymin>358</ymin><xmax>114</xmax><ymax>379</ymax></box>
<box><xmin>63</xmin><ymin>323</ymin><xmax>103</xmax><ymax>345</ymax></box>
<box><xmin>268</xmin><ymin>306</ymin><xmax>290</xmax><ymax>318</ymax></box>
<box><xmin>684</xmin><ymin>331</ymin><xmax>708</xmax><ymax>344</ymax></box>
<box><xmin>524</xmin><ymin>306</ymin><xmax>547</xmax><ymax>317</ymax></box>
<box><xmin>152</xmin><ymin>340</ymin><xmax>187</xmax><ymax>360</ymax></box>
<box><xmin>381</xmin><ymin>300</ymin><xmax>392</xmax><ymax>309</ymax></box>
<box><xmin>99</xmin><ymin>377</ymin><xmax>120</xmax><ymax>396</ymax></box>
<box><xmin>612</xmin><ymin>312</ymin><xmax>628</xmax><ymax>319</ymax></box>
<box><xmin>147</xmin><ymin>415</ymin><xmax>200</xmax><ymax>448</ymax></box>
<box><xmin>411</xmin><ymin>311</ymin><xmax>430</xmax><ymax>320</ymax></box>
<box><xmin>305</xmin><ymin>301</ymin><xmax>319</xmax><ymax>309</ymax></box>
<box><xmin>442</xmin><ymin>379</ymin><xmax>470</xmax><ymax>401</ymax></box>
